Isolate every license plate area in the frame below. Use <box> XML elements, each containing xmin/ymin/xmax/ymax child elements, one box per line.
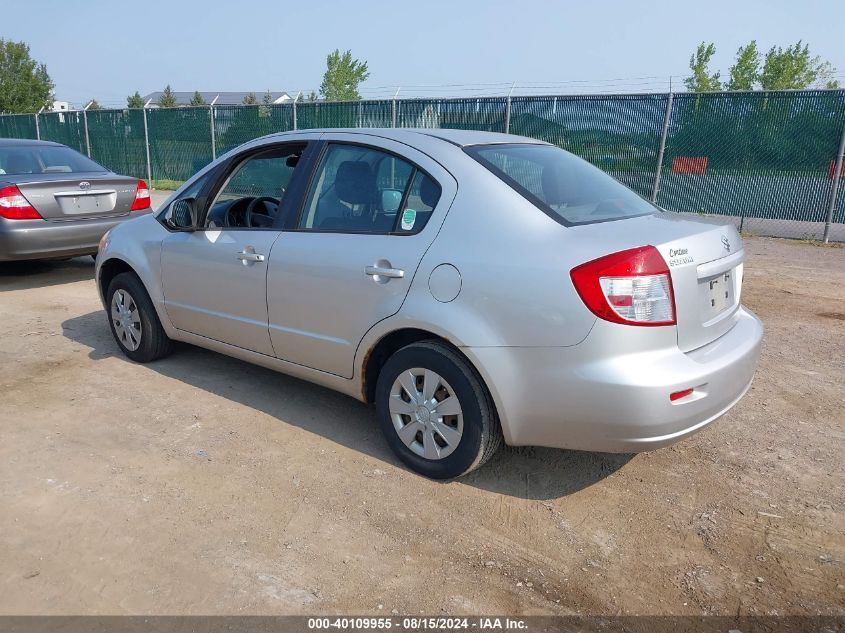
<box><xmin>55</xmin><ymin>190</ymin><xmax>117</xmax><ymax>215</ymax></box>
<box><xmin>699</xmin><ymin>267</ymin><xmax>737</xmax><ymax>324</ymax></box>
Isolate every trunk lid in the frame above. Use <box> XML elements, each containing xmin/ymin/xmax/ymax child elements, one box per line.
<box><xmin>568</xmin><ymin>212</ymin><xmax>744</xmax><ymax>352</ymax></box>
<box><xmin>15</xmin><ymin>173</ymin><xmax>139</xmax><ymax>221</ymax></box>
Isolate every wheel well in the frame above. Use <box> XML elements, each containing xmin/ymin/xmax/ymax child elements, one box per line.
<box><xmin>98</xmin><ymin>258</ymin><xmax>136</xmax><ymax>300</ymax></box>
<box><xmin>362</xmin><ymin>328</ymin><xmax>458</xmax><ymax>403</ymax></box>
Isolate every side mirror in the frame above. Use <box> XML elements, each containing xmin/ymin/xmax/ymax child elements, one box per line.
<box><xmin>381</xmin><ymin>189</ymin><xmax>403</xmax><ymax>214</ymax></box>
<box><xmin>165</xmin><ymin>198</ymin><xmax>197</xmax><ymax>230</ymax></box>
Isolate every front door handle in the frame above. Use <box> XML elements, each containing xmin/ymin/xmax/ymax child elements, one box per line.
<box><xmin>236</xmin><ymin>250</ymin><xmax>266</xmax><ymax>263</ymax></box>
<box><xmin>365</xmin><ymin>265</ymin><xmax>404</xmax><ymax>279</ymax></box>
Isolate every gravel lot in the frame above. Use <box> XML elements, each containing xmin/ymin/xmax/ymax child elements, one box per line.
<box><xmin>0</xmin><ymin>229</ymin><xmax>842</xmax><ymax>616</ymax></box>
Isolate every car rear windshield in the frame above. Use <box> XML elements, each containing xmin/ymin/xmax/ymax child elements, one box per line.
<box><xmin>465</xmin><ymin>143</ymin><xmax>656</xmax><ymax>226</ymax></box>
<box><xmin>0</xmin><ymin>145</ymin><xmax>107</xmax><ymax>176</ymax></box>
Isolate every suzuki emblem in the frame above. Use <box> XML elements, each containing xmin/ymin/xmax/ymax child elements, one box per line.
<box><xmin>79</xmin><ymin>181</ymin><xmax>91</xmax><ymax>191</ymax></box>
<box><xmin>721</xmin><ymin>235</ymin><xmax>731</xmax><ymax>252</ymax></box>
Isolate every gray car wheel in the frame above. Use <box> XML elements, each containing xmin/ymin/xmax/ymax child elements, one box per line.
<box><xmin>106</xmin><ymin>272</ymin><xmax>173</xmax><ymax>363</ymax></box>
<box><xmin>375</xmin><ymin>340</ymin><xmax>502</xmax><ymax>479</ymax></box>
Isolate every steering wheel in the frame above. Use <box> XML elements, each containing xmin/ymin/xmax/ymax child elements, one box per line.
<box><xmin>245</xmin><ymin>196</ymin><xmax>280</xmax><ymax>228</ymax></box>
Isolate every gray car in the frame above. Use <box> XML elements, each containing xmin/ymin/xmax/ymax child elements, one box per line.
<box><xmin>0</xmin><ymin>139</ymin><xmax>151</xmax><ymax>261</ymax></box>
<box><xmin>95</xmin><ymin>129</ymin><xmax>763</xmax><ymax>479</ymax></box>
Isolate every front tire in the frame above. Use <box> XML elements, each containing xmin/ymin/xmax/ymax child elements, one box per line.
<box><xmin>375</xmin><ymin>340</ymin><xmax>502</xmax><ymax>479</ymax></box>
<box><xmin>106</xmin><ymin>272</ymin><xmax>173</xmax><ymax>363</ymax></box>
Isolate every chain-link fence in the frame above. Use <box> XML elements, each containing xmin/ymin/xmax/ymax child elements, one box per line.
<box><xmin>3</xmin><ymin>90</ymin><xmax>844</xmax><ymax>241</ymax></box>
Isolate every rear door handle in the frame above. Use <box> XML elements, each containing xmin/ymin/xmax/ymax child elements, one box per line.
<box><xmin>365</xmin><ymin>265</ymin><xmax>404</xmax><ymax>279</ymax></box>
<box><xmin>236</xmin><ymin>251</ymin><xmax>266</xmax><ymax>263</ymax></box>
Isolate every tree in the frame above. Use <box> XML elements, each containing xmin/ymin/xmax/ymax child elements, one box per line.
<box><xmin>86</xmin><ymin>99</ymin><xmax>101</xmax><ymax>110</ymax></box>
<box><xmin>684</xmin><ymin>42</ymin><xmax>721</xmax><ymax>92</ymax></box>
<box><xmin>0</xmin><ymin>39</ymin><xmax>54</xmax><ymax>113</ymax></box>
<box><xmin>242</xmin><ymin>92</ymin><xmax>257</xmax><ymax>105</ymax></box>
<box><xmin>307</xmin><ymin>91</ymin><xmax>318</xmax><ymax>102</ymax></box>
<box><xmin>259</xmin><ymin>90</ymin><xmax>273</xmax><ymax>117</ymax></box>
<box><xmin>189</xmin><ymin>90</ymin><xmax>206</xmax><ymax>106</ymax></box>
<box><xmin>727</xmin><ymin>41</ymin><xmax>760</xmax><ymax>90</ymax></box>
<box><xmin>759</xmin><ymin>41</ymin><xmax>838</xmax><ymax>90</ymax></box>
<box><xmin>158</xmin><ymin>85</ymin><xmax>178</xmax><ymax>108</ymax></box>
<box><xmin>127</xmin><ymin>91</ymin><xmax>145</xmax><ymax>108</ymax></box>
<box><xmin>319</xmin><ymin>49</ymin><xmax>369</xmax><ymax>101</ymax></box>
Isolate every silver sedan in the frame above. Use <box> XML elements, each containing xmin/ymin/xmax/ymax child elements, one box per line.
<box><xmin>0</xmin><ymin>138</ymin><xmax>152</xmax><ymax>261</ymax></box>
<box><xmin>95</xmin><ymin>129</ymin><xmax>763</xmax><ymax>479</ymax></box>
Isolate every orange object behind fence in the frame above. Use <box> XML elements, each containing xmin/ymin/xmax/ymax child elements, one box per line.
<box><xmin>671</xmin><ymin>156</ymin><xmax>708</xmax><ymax>175</ymax></box>
<box><xmin>828</xmin><ymin>160</ymin><xmax>845</xmax><ymax>179</ymax></box>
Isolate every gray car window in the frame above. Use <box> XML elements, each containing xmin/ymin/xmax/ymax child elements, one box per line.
<box><xmin>466</xmin><ymin>143</ymin><xmax>655</xmax><ymax>226</ymax></box>
<box><xmin>299</xmin><ymin>144</ymin><xmax>418</xmax><ymax>234</ymax></box>
<box><xmin>0</xmin><ymin>145</ymin><xmax>107</xmax><ymax>175</ymax></box>
<box><xmin>205</xmin><ymin>146</ymin><xmax>303</xmax><ymax>229</ymax></box>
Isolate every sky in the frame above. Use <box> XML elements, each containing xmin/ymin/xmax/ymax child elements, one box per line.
<box><xmin>6</xmin><ymin>0</ymin><xmax>845</xmax><ymax>108</ymax></box>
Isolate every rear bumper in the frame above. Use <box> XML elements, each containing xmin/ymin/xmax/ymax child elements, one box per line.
<box><xmin>0</xmin><ymin>212</ymin><xmax>148</xmax><ymax>261</ymax></box>
<box><xmin>464</xmin><ymin>306</ymin><xmax>764</xmax><ymax>452</ymax></box>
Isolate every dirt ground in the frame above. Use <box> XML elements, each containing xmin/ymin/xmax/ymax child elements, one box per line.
<box><xmin>0</xmin><ymin>236</ymin><xmax>842</xmax><ymax>616</ymax></box>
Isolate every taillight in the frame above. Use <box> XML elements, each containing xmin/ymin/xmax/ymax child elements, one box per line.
<box><xmin>0</xmin><ymin>185</ymin><xmax>42</xmax><ymax>220</ymax></box>
<box><xmin>570</xmin><ymin>245</ymin><xmax>676</xmax><ymax>326</ymax></box>
<box><xmin>130</xmin><ymin>179</ymin><xmax>151</xmax><ymax>211</ymax></box>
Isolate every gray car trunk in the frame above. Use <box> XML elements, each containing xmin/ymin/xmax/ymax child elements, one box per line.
<box><xmin>14</xmin><ymin>172</ymin><xmax>139</xmax><ymax>221</ymax></box>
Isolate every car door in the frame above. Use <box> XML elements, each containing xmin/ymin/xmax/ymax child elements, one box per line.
<box><xmin>266</xmin><ymin>134</ymin><xmax>457</xmax><ymax>378</ymax></box>
<box><xmin>160</xmin><ymin>140</ymin><xmax>314</xmax><ymax>356</ymax></box>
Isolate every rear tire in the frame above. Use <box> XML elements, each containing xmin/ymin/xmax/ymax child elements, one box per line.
<box><xmin>375</xmin><ymin>340</ymin><xmax>502</xmax><ymax>479</ymax></box>
<box><xmin>106</xmin><ymin>272</ymin><xmax>173</xmax><ymax>363</ymax></box>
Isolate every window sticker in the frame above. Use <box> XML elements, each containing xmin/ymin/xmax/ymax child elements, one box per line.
<box><xmin>400</xmin><ymin>208</ymin><xmax>417</xmax><ymax>231</ymax></box>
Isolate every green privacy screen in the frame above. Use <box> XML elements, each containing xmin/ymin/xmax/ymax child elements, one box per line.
<box><xmin>657</xmin><ymin>90</ymin><xmax>845</xmax><ymax>224</ymax></box>
<box><xmin>0</xmin><ymin>113</ymin><xmax>38</xmax><ymax>139</ymax></box>
<box><xmin>38</xmin><ymin>111</ymin><xmax>86</xmax><ymax>153</ymax></box>
<box><xmin>86</xmin><ymin>109</ymin><xmax>148</xmax><ymax>180</ymax></box>
<box><xmin>2</xmin><ymin>90</ymin><xmax>844</xmax><ymax>227</ymax></box>
<box><xmin>146</xmin><ymin>107</ymin><xmax>214</xmax><ymax>183</ymax></box>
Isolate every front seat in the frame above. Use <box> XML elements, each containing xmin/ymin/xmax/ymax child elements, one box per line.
<box><xmin>318</xmin><ymin>161</ymin><xmax>376</xmax><ymax>231</ymax></box>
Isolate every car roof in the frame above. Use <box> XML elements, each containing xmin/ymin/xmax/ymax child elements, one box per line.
<box><xmin>0</xmin><ymin>138</ymin><xmax>65</xmax><ymax>148</ymax></box>
<box><xmin>257</xmin><ymin>128</ymin><xmax>549</xmax><ymax>148</ymax></box>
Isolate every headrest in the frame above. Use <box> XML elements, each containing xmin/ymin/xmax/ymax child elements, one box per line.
<box><xmin>335</xmin><ymin>161</ymin><xmax>375</xmax><ymax>205</ymax></box>
<box><xmin>419</xmin><ymin>175</ymin><xmax>440</xmax><ymax>208</ymax></box>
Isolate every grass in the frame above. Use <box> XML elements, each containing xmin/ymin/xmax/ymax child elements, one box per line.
<box><xmin>150</xmin><ymin>179</ymin><xmax>183</xmax><ymax>191</ymax></box>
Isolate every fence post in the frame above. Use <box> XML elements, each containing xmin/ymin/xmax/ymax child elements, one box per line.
<box><xmin>35</xmin><ymin>107</ymin><xmax>43</xmax><ymax>140</ymax></box>
<box><xmin>209</xmin><ymin>105</ymin><xmax>217</xmax><ymax>161</ymax></box>
<box><xmin>142</xmin><ymin>106</ymin><xmax>153</xmax><ymax>186</ymax></box>
<box><xmin>823</xmin><ymin>113</ymin><xmax>845</xmax><ymax>243</ymax></box>
<box><xmin>651</xmin><ymin>92</ymin><xmax>674</xmax><ymax>203</ymax></box>
<box><xmin>391</xmin><ymin>87</ymin><xmax>400</xmax><ymax>128</ymax></box>
<box><xmin>505</xmin><ymin>82</ymin><xmax>516</xmax><ymax>134</ymax></box>
<box><xmin>293</xmin><ymin>91</ymin><xmax>300</xmax><ymax>131</ymax></box>
<box><xmin>83</xmin><ymin>102</ymin><xmax>92</xmax><ymax>157</ymax></box>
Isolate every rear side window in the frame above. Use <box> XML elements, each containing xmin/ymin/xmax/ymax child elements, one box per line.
<box><xmin>298</xmin><ymin>143</ymin><xmax>440</xmax><ymax>235</ymax></box>
<box><xmin>465</xmin><ymin>143</ymin><xmax>655</xmax><ymax>226</ymax></box>
<box><xmin>0</xmin><ymin>145</ymin><xmax>107</xmax><ymax>175</ymax></box>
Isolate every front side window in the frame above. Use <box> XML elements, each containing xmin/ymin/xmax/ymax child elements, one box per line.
<box><xmin>0</xmin><ymin>145</ymin><xmax>107</xmax><ymax>175</ymax></box>
<box><xmin>465</xmin><ymin>143</ymin><xmax>655</xmax><ymax>225</ymax></box>
<box><xmin>204</xmin><ymin>144</ymin><xmax>304</xmax><ymax>229</ymax></box>
<box><xmin>298</xmin><ymin>144</ymin><xmax>440</xmax><ymax>234</ymax></box>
